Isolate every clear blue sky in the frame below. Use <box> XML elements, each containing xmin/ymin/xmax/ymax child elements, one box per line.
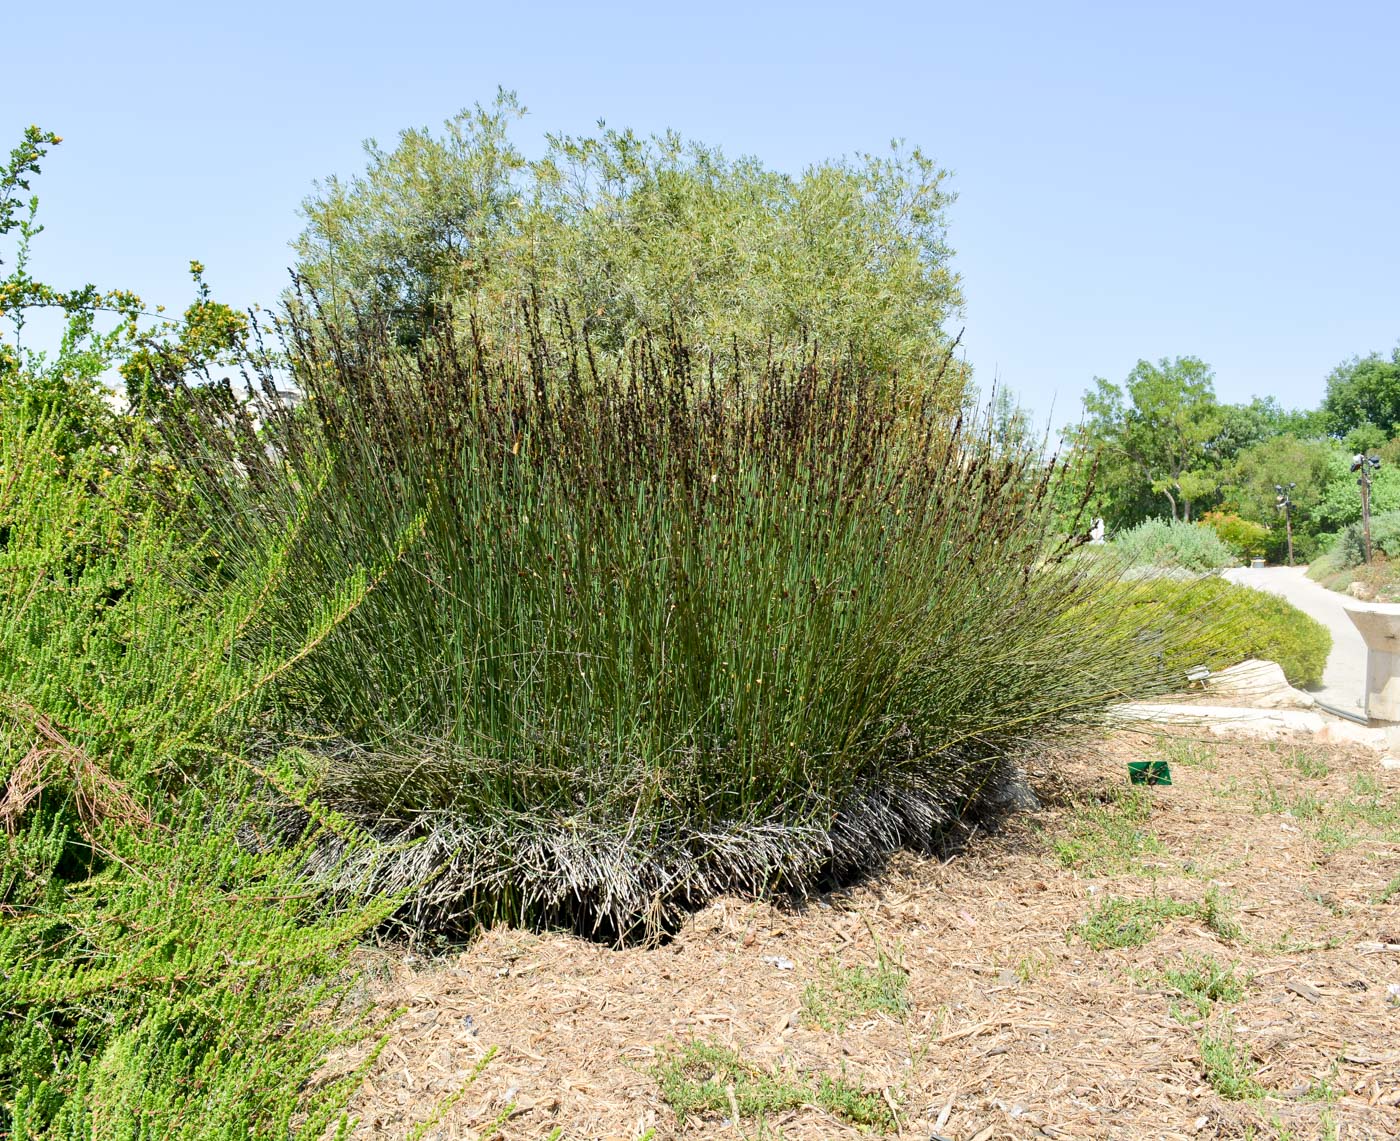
<box><xmin>6</xmin><ymin>0</ymin><xmax>1397</xmax><ymax>429</ymax></box>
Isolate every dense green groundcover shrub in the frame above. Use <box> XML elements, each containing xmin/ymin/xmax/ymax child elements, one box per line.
<box><xmin>153</xmin><ymin>298</ymin><xmax>1255</xmax><ymax>940</ymax></box>
<box><xmin>1111</xmin><ymin>517</ymin><xmax>1240</xmax><ymax>572</ymax></box>
<box><xmin>0</xmin><ymin>411</ymin><xmax>395</xmax><ymax>1138</ymax></box>
<box><xmin>1119</xmin><ymin>576</ymin><xmax>1331</xmax><ymax>688</ymax></box>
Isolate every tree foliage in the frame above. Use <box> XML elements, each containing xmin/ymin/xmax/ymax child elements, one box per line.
<box><xmin>1218</xmin><ymin>434</ymin><xmax>1337</xmax><ymax>542</ymax></box>
<box><xmin>1067</xmin><ymin>348</ymin><xmax>1400</xmax><ymax>557</ymax></box>
<box><xmin>293</xmin><ymin>91</ymin><xmax>967</xmax><ymax>399</ymax></box>
<box><xmin>0</xmin><ymin>127</ymin><xmax>248</xmax><ymax>454</ymax></box>
<box><xmin>1076</xmin><ymin>356</ymin><xmax>1222</xmax><ymax>523</ymax></box>
<box><xmin>1322</xmin><ymin>348</ymin><xmax>1400</xmax><ymax>437</ymax></box>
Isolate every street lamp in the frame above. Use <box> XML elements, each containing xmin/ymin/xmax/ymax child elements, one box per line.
<box><xmin>1351</xmin><ymin>453</ymin><xmax>1382</xmax><ymax>563</ymax></box>
<box><xmin>1274</xmin><ymin>482</ymin><xmax>1296</xmax><ymax>566</ymax></box>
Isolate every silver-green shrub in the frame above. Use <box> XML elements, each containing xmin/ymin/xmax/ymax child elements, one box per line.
<box><xmin>1111</xmin><ymin>517</ymin><xmax>1240</xmax><ymax>573</ymax></box>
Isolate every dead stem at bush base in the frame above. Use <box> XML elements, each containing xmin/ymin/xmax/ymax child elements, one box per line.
<box><xmin>282</xmin><ymin>749</ymin><xmax>1029</xmax><ymax>942</ymax></box>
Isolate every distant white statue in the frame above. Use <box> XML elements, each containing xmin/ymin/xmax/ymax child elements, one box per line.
<box><xmin>1089</xmin><ymin>517</ymin><xmax>1106</xmax><ymax>544</ymax></box>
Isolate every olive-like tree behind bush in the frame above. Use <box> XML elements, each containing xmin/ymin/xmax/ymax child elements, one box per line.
<box><xmin>293</xmin><ymin>91</ymin><xmax>967</xmax><ymax>406</ymax></box>
<box><xmin>160</xmin><ymin>298</ymin><xmax>1239</xmax><ymax>940</ymax></box>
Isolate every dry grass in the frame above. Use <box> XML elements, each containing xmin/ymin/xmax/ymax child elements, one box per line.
<box><xmin>321</xmin><ymin>730</ymin><xmax>1400</xmax><ymax>1140</ymax></box>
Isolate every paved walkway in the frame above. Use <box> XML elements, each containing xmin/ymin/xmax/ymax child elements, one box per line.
<box><xmin>1221</xmin><ymin>566</ymin><xmax>1367</xmax><ymax>714</ymax></box>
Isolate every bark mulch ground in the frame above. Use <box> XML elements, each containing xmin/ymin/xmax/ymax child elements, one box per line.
<box><xmin>322</xmin><ymin>730</ymin><xmax>1400</xmax><ymax>1140</ymax></box>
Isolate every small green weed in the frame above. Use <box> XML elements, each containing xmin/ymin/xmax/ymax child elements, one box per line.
<box><xmin>1161</xmin><ymin>954</ymin><xmax>1248</xmax><ymax>1022</ymax></box>
<box><xmin>654</xmin><ymin>1042</ymin><xmax>893</xmax><ymax>1132</ymax></box>
<box><xmin>1337</xmin><ymin>774</ymin><xmax>1400</xmax><ymax>838</ymax></box>
<box><xmin>1162</xmin><ymin>738</ymin><xmax>1217</xmax><ymax>770</ymax></box>
<box><xmin>1287</xmin><ymin>793</ymin><xmax>1325</xmax><ymax>820</ymax></box>
<box><xmin>1306</xmin><ymin>776</ymin><xmax>1400</xmax><ymax>852</ymax></box>
<box><xmin>1280</xmin><ymin>747</ymin><xmax>1329</xmax><ymax>780</ymax></box>
<box><xmin>1199</xmin><ymin>1020</ymin><xmax>1264</xmax><ymax>1100</ymax></box>
<box><xmin>1074</xmin><ymin>895</ymin><xmax>1198</xmax><ymax>950</ymax></box>
<box><xmin>814</xmin><ymin>1073</ymin><xmax>895</xmax><ymax>1131</ymax></box>
<box><xmin>1350</xmin><ymin>772</ymin><xmax>1384</xmax><ymax>798</ymax></box>
<box><xmin>1261</xmin><ymin>930</ymin><xmax>1342</xmax><ymax>954</ymax></box>
<box><xmin>1198</xmin><ymin>886</ymin><xmax>1242</xmax><ymax>941</ymax></box>
<box><xmin>1302</xmin><ymin>1059</ymin><xmax>1343</xmax><ymax>1105</ymax></box>
<box><xmin>1122</xmin><ymin>964</ymin><xmax>1154</xmax><ymax>987</ymax></box>
<box><xmin>1015</xmin><ymin>949</ymin><xmax>1050</xmax><ymax>983</ymax></box>
<box><xmin>1076</xmin><ymin>889</ymin><xmax>1238</xmax><ymax>951</ymax></box>
<box><xmin>1313</xmin><ymin>820</ymin><xmax>1353</xmax><ymax>853</ymax></box>
<box><xmin>1052</xmin><ymin>789</ymin><xmax>1166</xmax><ymax>875</ymax></box>
<box><xmin>802</xmin><ymin>948</ymin><xmax>909</xmax><ymax>1029</ymax></box>
<box><xmin>654</xmin><ymin>1042</ymin><xmax>807</xmax><ymax>1123</ymax></box>
<box><xmin>1258</xmin><ymin>1115</ymin><xmax>1297</xmax><ymax>1141</ymax></box>
<box><xmin>1306</xmin><ymin>889</ymin><xmax>1344</xmax><ymax>918</ymax></box>
<box><xmin>1248</xmin><ymin>775</ymin><xmax>1287</xmax><ymax>815</ymax></box>
<box><xmin>1376</xmin><ymin>873</ymin><xmax>1400</xmax><ymax>904</ymax></box>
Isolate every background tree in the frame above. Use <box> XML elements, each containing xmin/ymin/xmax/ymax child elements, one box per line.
<box><xmin>1312</xmin><ymin>450</ymin><xmax>1400</xmax><ymax>532</ymax></box>
<box><xmin>1</xmin><ymin>127</ymin><xmax>247</xmax><ymax>453</ymax></box>
<box><xmin>1075</xmin><ymin>356</ymin><xmax>1222</xmax><ymax>524</ymax></box>
<box><xmin>293</xmin><ymin>92</ymin><xmax>968</xmax><ymax>400</ymax></box>
<box><xmin>1211</xmin><ymin>395</ymin><xmax>1321</xmax><ymax>457</ymax></box>
<box><xmin>1218</xmin><ymin>434</ymin><xmax>1339</xmax><ymax>558</ymax></box>
<box><xmin>294</xmin><ymin>92</ymin><xmax>528</xmax><ymax>341</ymax></box>
<box><xmin>1321</xmin><ymin>348</ymin><xmax>1400</xmax><ymax>437</ymax></box>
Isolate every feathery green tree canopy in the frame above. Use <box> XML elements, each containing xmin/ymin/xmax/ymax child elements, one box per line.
<box><xmin>293</xmin><ymin>91</ymin><xmax>968</xmax><ymax>401</ymax></box>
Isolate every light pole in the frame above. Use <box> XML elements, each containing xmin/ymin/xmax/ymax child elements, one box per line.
<box><xmin>1351</xmin><ymin>453</ymin><xmax>1382</xmax><ymax>563</ymax></box>
<box><xmin>1274</xmin><ymin>482</ymin><xmax>1296</xmax><ymax>566</ymax></box>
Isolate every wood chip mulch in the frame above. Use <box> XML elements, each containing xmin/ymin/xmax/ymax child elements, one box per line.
<box><xmin>320</xmin><ymin>731</ymin><xmax>1400</xmax><ymax>1140</ymax></box>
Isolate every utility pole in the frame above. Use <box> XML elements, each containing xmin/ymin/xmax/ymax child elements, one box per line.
<box><xmin>1352</xmin><ymin>453</ymin><xmax>1382</xmax><ymax>563</ymax></box>
<box><xmin>1274</xmin><ymin>483</ymin><xmax>1295</xmax><ymax>566</ymax></box>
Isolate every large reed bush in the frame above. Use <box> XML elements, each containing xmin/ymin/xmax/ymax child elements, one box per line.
<box><xmin>163</xmin><ymin>301</ymin><xmax>1226</xmax><ymax>939</ymax></box>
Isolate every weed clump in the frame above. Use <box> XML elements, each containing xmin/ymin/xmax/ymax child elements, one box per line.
<box><xmin>1161</xmin><ymin>954</ymin><xmax>1250</xmax><ymax>1021</ymax></box>
<box><xmin>801</xmin><ymin>948</ymin><xmax>909</xmax><ymax>1029</ymax></box>
<box><xmin>654</xmin><ymin>1041</ymin><xmax>893</xmax><ymax>1131</ymax></box>
<box><xmin>1199</xmin><ymin>1020</ymin><xmax>1264</xmax><ymax>1100</ymax></box>
<box><xmin>1074</xmin><ymin>890</ymin><xmax>1239</xmax><ymax>951</ymax></box>
<box><xmin>1075</xmin><ymin>896</ymin><xmax>1199</xmax><ymax>950</ymax></box>
<box><xmin>1052</xmin><ymin>788</ymin><xmax>1166</xmax><ymax>876</ymax></box>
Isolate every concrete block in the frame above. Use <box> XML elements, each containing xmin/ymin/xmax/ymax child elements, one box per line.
<box><xmin>1343</xmin><ymin>601</ymin><xmax>1400</xmax><ymax>722</ymax></box>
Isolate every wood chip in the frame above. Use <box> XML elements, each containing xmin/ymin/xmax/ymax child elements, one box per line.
<box><xmin>1355</xmin><ymin>941</ymin><xmax>1400</xmax><ymax>954</ymax></box>
<box><xmin>1343</xmin><ymin>1051</ymin><xmax>1400</xmax><ymax>1066</ymax></box>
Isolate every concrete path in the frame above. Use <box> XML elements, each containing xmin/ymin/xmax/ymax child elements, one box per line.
<box><xmin>1222</xmin><ymin>566</ymin><xmax>1366</xmax><ymax>714</ymax></box>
